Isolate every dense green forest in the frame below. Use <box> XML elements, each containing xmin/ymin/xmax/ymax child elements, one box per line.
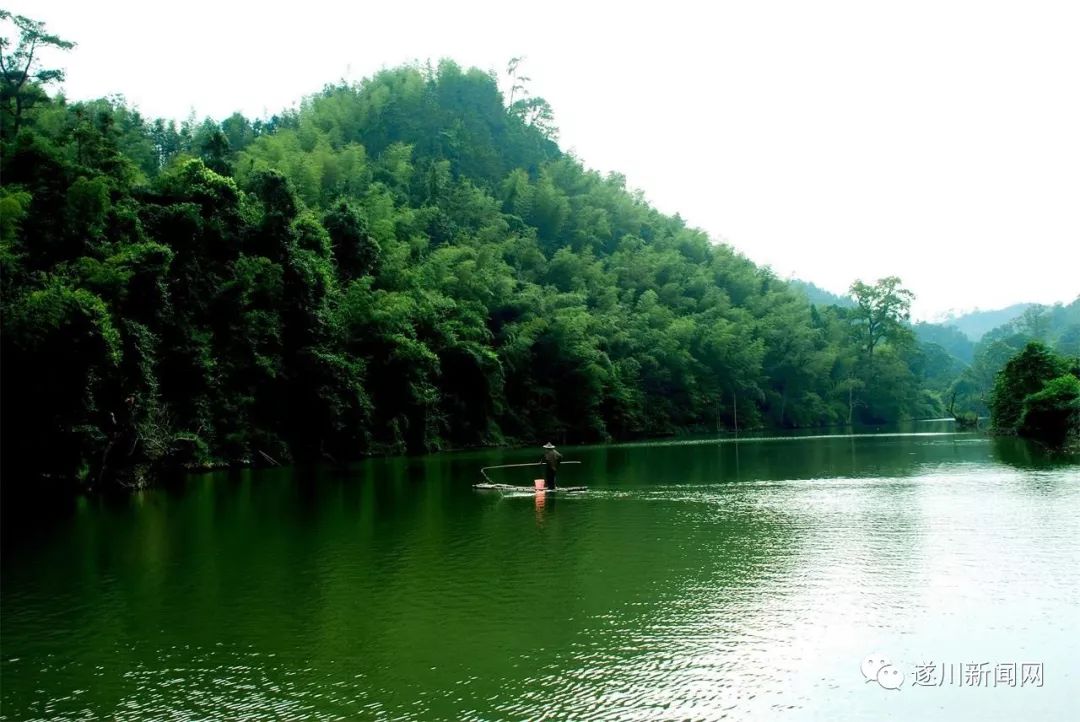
<box><xmin>989</xmin><ymin>342</ymin><xmax>1080</xmax><ymax>447</ymax></box>
<box><xmin>2</xmin><ymin>15</ymin><xmax>1077</xmax><ymax>488</ymax></box>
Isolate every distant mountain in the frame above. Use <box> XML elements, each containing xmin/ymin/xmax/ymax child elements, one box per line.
<box><xmin>937</xmin><ymin>304</ymin><xmax>1035</xmax><ymax>342</ymax></box>
<box><xmin>789</xmin><ymin>280</ymin><xmax>1045</xmax><ymax>348</ymax></box>
<box><xmin>913</xmin><ymin>322</ymin><xmax>976</xmax><ymax>365</ymax></box>
<box><xmin>979</xmin><ymin>297</ymin><xmax>1080</xmax><ymax>355</ymax></box>
<box><xmin>789</xmin><ymin>279</ymin><xmax>854</xmax><ymax>308</ymax></box>
<box><xmin>946</xmin><ymin>297</ymin><xmax>1080</xmax><ymax>417</ymax></box>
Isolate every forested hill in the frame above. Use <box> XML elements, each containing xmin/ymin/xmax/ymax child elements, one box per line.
<box><xmin>2</xmin><ymin>35</ymin><xmax>947</xmax><ymax>487</ymax></box>
<box><xmin>789</xmin><ymin>279</ymin><xmax>855</xmax><ymax>309</ymax></box>
<box><xmin>939</xmin><ymin>304</ymin><xmax>1034</xmax><ymax>342</ymax></box>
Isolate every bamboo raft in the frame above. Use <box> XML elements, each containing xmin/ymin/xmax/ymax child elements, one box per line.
<box><xmin>476</xmin><ymin>460</ymin><xmax>585</xmax><ymax>492</ymax></box>
<box><xmin>472</xmin><ymin>482</ymin><xmax>589</xmax><ymax>493</ymax></box>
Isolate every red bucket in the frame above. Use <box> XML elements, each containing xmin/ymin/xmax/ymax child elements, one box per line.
<box><xmin>534</xmin><ymin>479</ymin><xmax>545</xmax><ymax>491</ymax></box>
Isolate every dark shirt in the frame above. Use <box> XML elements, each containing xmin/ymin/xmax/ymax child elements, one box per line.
<box><xmin>541</xmin><ymin>449</ymin><xmax>563</xmax><ymax>471</ymax></box>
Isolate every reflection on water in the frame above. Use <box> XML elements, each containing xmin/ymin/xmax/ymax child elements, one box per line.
<box><xmin>2</xmin><ymin>425</ymin><xmax>1078</xmax><ymax>720</ymax></box>
<box><xmin>990</xmin><ymin>434</ymin><xmax>1079</xmax><ymax>470</ymax></box>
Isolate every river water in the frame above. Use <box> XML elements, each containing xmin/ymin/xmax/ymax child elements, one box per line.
<box><xmin>2</xmin><ymin>423</ymin><xmax>1078</xmax><ymax>720</ymax></box>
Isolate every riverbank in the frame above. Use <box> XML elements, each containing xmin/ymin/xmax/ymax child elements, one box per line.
<box><xmin>6</xmin><ymin>416</ymin><xmax>978</xmax><ymax>498</ymax></box>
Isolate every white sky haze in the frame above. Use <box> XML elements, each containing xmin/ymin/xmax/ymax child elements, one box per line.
<box><xmin>7</xmin><ymin>0</ymin><xmax>1079</xmax><ymax>319</ymax></box>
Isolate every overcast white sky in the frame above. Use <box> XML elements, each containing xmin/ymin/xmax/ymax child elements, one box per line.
<box><xmin>8</xmin><ymin>0</ymin><xmax>1079</xmax><ymax>319</ymax></box>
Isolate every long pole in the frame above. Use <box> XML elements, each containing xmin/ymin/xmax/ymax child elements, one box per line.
<box><xmin>480</xmin><ymin>462</ymin><xmax>582</xmax><ymax>470</ymax></box>
<box><xmin>480</xmin><ymin>461</ymin><xmax>582</xmax><ymax>483</ymax></box>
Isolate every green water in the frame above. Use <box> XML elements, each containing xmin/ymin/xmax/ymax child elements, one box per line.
<box><xmin>3</xmin><ymin>423</ymin><xmax>1078</xmax><ymax>720</ymax></box>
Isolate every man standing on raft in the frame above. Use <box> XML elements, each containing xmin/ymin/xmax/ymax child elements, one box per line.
<box><xmin>541</xmin><ymin>442</ymin><xmax>563</xmax><ymax>490</ymax></box>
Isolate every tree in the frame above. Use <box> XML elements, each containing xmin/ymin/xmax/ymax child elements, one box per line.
<box><xmin>843</xmin><ymin>277</ymin><xmax>923</xmax><ymax>421</ymax></box>
<box><xmin>504</xmin><ymin>55</ymin><xmax>558</xmax><ymax>139</ymax></box>
<box><xmin>510</xmin><ymin>96</ymin><xmax>558</xmax><ymax>140</ymax></box>
<box><xmin>506</xmin><ymin>56</ymin><xmax>527</xmax><ymax>106</ymax></box>
<box><xmin>196</xmin><ymin>123</ymin><xmax>231</xmax><ymax>175</ymax></box>
<box><xmin>0</xmin><ymin>12</ymin><xmax>74</xmax><ymax>137</ymax></box>
<box><xmin>848</xmin><ymin>276</ymin><xmax>915</xmax><ymax>359</ymax></box>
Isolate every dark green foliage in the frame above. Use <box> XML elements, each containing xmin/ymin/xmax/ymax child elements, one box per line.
<box><xmin>1017</xmin><ymin>375</ymin><xmax>1080</xmax><ymax>447</ymax></box>
<box><xmin>323</xmin><ymin>199</ymin><xmax>379</xmax><ymax>278</ymax></box>
<box><xmin>2</xmin><ymin>280</ymin><xmax>120</xmax><ymax>480</ymax></box>
<box><xmin>993</xmin><ymin>343</ymin><xmax>1071</xmax><ymax>433</ymax></box>
<box><xmin>0</xmin><ymin>17</ymin><xmax>962</xmax><ymax>487</ymax></box>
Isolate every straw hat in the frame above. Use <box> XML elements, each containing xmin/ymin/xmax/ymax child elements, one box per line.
<box><xmin>542</xmin><ymin>442</ymin><xmax>556</xmax><ymax>449</ymax></box>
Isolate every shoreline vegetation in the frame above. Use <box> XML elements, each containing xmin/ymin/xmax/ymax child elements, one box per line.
<box><xmin>2</xmin><ymin>15</ymin><xmax>1078</xmax><ymax>492</ymax></box>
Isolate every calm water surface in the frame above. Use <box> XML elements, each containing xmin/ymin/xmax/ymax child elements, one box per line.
<box><xmin>3</xmin><ymin>423</ymin><xmax>1079</xmax><ymax>720</ymax></box>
